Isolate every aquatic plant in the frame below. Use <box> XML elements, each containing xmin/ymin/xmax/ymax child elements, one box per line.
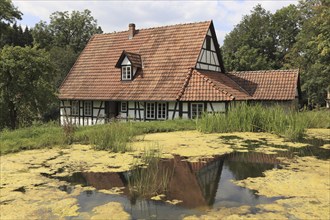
<box><xmin>127</xmin><ymin>149</ymin><xmax>173</xmax><ymax>199</ymax></box>
<box><xmin>197</xmin><ymin>103</ymin><xmax>309</xmax><ymax>141</ymax></box>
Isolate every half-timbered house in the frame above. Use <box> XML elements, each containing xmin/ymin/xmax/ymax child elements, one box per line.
<box><xmin>58</xmin><ymin>21</ymin><xmax>300</xmax><ymax>126</ymax></box>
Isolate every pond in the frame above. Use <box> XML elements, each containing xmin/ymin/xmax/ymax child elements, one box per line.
<box><xmin>1</xmin><ymin>130</ymin><xmax>329</xmax><ymax>219</ymax></box>
<box><xmin>46</xmin><ymin>143</ymin><xmax>329</xmax><ymax>220</ymax></box>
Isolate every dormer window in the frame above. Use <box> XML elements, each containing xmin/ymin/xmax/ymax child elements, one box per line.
<box><xmin>122</xmin><ymin>65</ymin><xmax>132</xmax><ymax>80</ymax></box>
<box><xmin>115</xmin><ymin>50</ymin><xmax>142</xmax><ymax>81</ymax></box>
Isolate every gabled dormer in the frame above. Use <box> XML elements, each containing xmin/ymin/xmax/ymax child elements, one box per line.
<box><xmin>196</xmin><ymin>21</ymin><xmax>225</xmax><ymax>73</ymax></box>
<box><xmin>115</xmin><ymin>50</ymin><xmax>142</xmax><ymax>81</ymax></box>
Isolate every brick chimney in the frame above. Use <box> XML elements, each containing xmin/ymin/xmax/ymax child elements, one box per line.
<box><xmin>128</xmin><ymin>23</ymin><xmax>135</xmax><ymax>39</ymax></box>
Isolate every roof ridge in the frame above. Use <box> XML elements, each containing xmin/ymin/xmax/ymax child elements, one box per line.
<box><xmin>194</xmin><ymin>70</ymin><xmax>235</xmax><ymax>100</ymax></box>
<box><xmin>98</xmin><ymin>20</ymin><xmax>211</xmax><ymax>35</ymax></box>
<box><xmin>230</xmin><ymin>69</ymin><xmax>299</xmax><ymax>74</ymax></box>
<box><xmin>176</xmin><ymin>68</ymin><xmax>194</xmax><ymax>100</ymax></box>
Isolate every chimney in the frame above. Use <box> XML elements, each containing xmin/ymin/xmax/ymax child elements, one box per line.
<box><xmin>128</xmin><ymin>23</ymin><xmax>135</xmax><ymax>39</ymax></box>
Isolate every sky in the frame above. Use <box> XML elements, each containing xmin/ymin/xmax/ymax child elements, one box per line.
<box><xmin>12</xmin><ymin>0</ymin><xmax>298</xmax><ymax>45</ymax></box>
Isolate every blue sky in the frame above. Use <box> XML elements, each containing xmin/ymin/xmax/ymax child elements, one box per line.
<box><xmin>13</xmin><ymin>0</ymin><xmax>298</xmax><ymax>45</ymax></box>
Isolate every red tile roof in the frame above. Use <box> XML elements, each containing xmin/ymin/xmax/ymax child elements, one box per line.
<box><xmin>59</xmin><ymin>21</ymin><xmax>212</xmax><ymax>101</ymax></box>
<box><xmin>59</xmin><ymin>20</ymin><xmax>299</xmax><ymax>102</ymax></box>
<box><xmin>228</xmin><ymin>70</ymin><xmax>299</xmax><ymax>100</ymax></box>
<box><xmin>179</xmin><ymin>69</ymin><xmax>250</xmax><ymax>101</ymax></box>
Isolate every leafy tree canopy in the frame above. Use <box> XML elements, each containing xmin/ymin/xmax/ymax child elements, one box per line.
<box><xmin>0</xmin><ymin>46</ymin><xmax>55</xmax><ymax>129</ymax></box>
<box><xmin>0</xmin><ymin>0</ymin><xmax>22</xmax><ymax>24</ymax></box>
<box><xmin>222</xmin><ymin>1</ymin><xmax>330</xmax><ymax>106</ymax></box>
<box><xmin>32</xmin><ymin>9</ymin><xmax>103</xmax><ymax>53</ymax></box>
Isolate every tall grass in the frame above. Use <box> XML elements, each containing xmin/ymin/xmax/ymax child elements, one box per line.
<box><xmin>74</xmin><ymin>119</ymin><xmax>195</xmax><ymax>152</ymax></box>
<box><xmin>300</xmin><ymin>110</ymin><xmax>330</xmax><ymax>128</ymax></box>
<box><xmin>1</xmin><ymin>108</ymin><xmax>328</xmax><ymax>155</ymax></box>
<box><xmin>128</xmin><ymin>149</ymin><xmax>172</xmax><ymax>198</ymax></box>
<box><xmin>197</xmin><ymin>103</ymin><xmax>308</xmax><ymax>141</ymax></box>
<box><xmin>88</xmin><ymin>122</ymin><xmax>135</xmax><ymax>152</ymax></box>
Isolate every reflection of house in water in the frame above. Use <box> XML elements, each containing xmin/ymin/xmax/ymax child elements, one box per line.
<box><xmin>164</xmin><ymin>155</ymin><xmax>224</xmax><ymax>209</ymax></box>
<box><xmin>70</xmin><ymin>155</ymin><xmax>226</xmax><ymax>209</ymax></box>
<box><xmin>68</xmin><ymin>152</ymin><xmax>283</xmax><ymax>211</ymax></box>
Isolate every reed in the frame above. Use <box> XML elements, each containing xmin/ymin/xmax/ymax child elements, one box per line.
<box><xmin>127</xmin><ymin>149</ymin><xmax>172</xmax><ymax>199</ymax></box>
<box><xmin>197</xmin><ymin>103</ymin><xmax>308</xmax><ymax>141</ymax></box>
<box><xmin>300</xmin><ymin>110</ymin><xmax>330</xmax><ymax>128</ymax></box>
<box><xmin>87</xmin><ymin>122</ymin><xmax>135</xmax><ymax>152</ymax></box>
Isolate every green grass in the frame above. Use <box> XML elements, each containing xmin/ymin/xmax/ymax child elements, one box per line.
<box><xmin>0</xmin><ymin>122</ymin><xmax>65</xmax><ymax>155</ymax></box>
<box><xmin>73</xmin><ymin>119</ymin><xmax>195</xmax><ymax>152</ymax></box>
<box><xmin>197</xmin><ymin>103</ymin><xmax>311</xmax><ymax>141</ymax></box>
<box><xmin>300</xmin><ymin>109</ymin><xmax>330</xmax><ymax>128</ymax></box>
<box><xmin>0</xmin><ymin>119</ymin><xmax>195</xmax><ymax>154</ymax></box>
<box><xmin>1</xmin><ymin>107</ymin><xmax>328</xmax><ymax>155</ymax></box>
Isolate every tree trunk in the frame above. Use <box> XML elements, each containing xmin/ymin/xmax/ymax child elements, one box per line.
<box><xmin>8</xmin><ymin>101</ymin><xmax>17</xmax><ymax>129</ymax></box>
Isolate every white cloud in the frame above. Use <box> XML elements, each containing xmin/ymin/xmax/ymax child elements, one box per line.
<box><xmin>13</xmin><ymin>0</ymin><xmax>298</xmax><ymax>44</ymax></box>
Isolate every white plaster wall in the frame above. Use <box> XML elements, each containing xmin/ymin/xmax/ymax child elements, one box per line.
<box><xmin>182</xmin><ymin>103</ymin><xmax>188</xmax><ymax>112</ymax></box>
<box><xmin>128</xmin><ymin>110</ymin><xmax>135</xmax><ymax>119</ymax></box>
<box><xmin>121</xmin><ymin>57</ymin><xmax>131</xmax><ymax>65</ymax></box>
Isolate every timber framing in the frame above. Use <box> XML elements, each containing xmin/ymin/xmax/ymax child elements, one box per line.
<box><xmin>58</xmin><ymin>21</ymin><xmax>301</xmax><ymax>126</ymax></box>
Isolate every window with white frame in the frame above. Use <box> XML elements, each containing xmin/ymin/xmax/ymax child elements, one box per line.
<box><xmin>146</xmin><ymin>102</ymin><xmax>156</xmax><ymax>119</ymax></box>
<box><xmin>84</xmin><ymin>101</ymin><xmax>92</xmax><ymax>116</ymax></box>
<box><xmin>121</xmin><ymin>102</ymin><xmax>127</xmax><ymax>112</ymax></box>
<box><xmin>72</xmin><ymin>101</ymin><xmax>79</xmax><ymax>116</ymax></box>
<box><xmin>191</xmin><ymin>103</ymin><xmax>204</xmax><ymax>119</ymax></box>
<box><xmin>122</xmin><ymin>66</ymin><xmax>132</xmax><ymax>80</ymax></box>
<box><xmin>157</xmin><ymin>102</ymin><xmax>167</xmax><ymax>120</ymax></box>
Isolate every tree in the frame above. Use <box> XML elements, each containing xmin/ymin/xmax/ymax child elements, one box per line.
<box><xmin>286</xmin><ymin>0</ymin><xmax>330</xmax><ymax>106</ymax></box>
<box><xmin>32</xmin><ymin>9</ymin><xmax>103</xmax><ymax>53</ymax></box>
<box><xmin>0</xmin><ymin>46</ymin><xmax>55</xmax><ymax>129</ymax></box>
<box><xmin>49</xmin><ymin>46</ymin><xmax>78</xmax><ymax>87</ymax></box>
<box><xmin>222</xmin><ymin>5</ymin><xmax>275</xmax><ymax>71</ymax></box>
<box><xmin>32</xmin><ymin>9</ymin><xmax>103</xmax><ymax>92</ymax></box>
<box><xmin>271</xmin><ymin>5</ymin><xmax>302</xmax><ymax>68</ymax></box>
<box><xmin>0</xmin><ymin>0</ymin><xmax>21</xmax><ymax>24</ymax></box>
<box><xmin>221</xmin><ymin>1</ymin><xmax>329</xmax><ymax>106</ymax></box>
<box><xmin>0</xmin><ymin>0</ymin><xmax>22</xmax><ymax>48</ymax></box>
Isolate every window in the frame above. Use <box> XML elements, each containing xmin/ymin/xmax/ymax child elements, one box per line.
<box><xmin>191</xmin><ymin>103</ymin><xmax>204</xmax><ymax>119</ymax></box>
<box><xmin>72</xmin><ymin>101</ymin><xmax>79</xmax><ymax>116</ymax></box>
<box><xmin>121</xmin><ymin>102</ymin><xmax>127</xmax><ymax>112</ymax></box>
<box><xmin>84</xmin><ymin>101</ymin><xmax>92</xmax><ymax>116</ymax></box>
<box><xmin>157</xmin><ymin>102</ymin><xmax>167</xmax><ymax>120</ymax></box>
<box><xmin>122</xmin><ymin>66</ymin><xmax>132</xmax><ymax>80</ymax></box>
<box><xmin>146</xmin><ymin>102</ymin><xmax>156</xmax><ymax>119</ymax></box>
